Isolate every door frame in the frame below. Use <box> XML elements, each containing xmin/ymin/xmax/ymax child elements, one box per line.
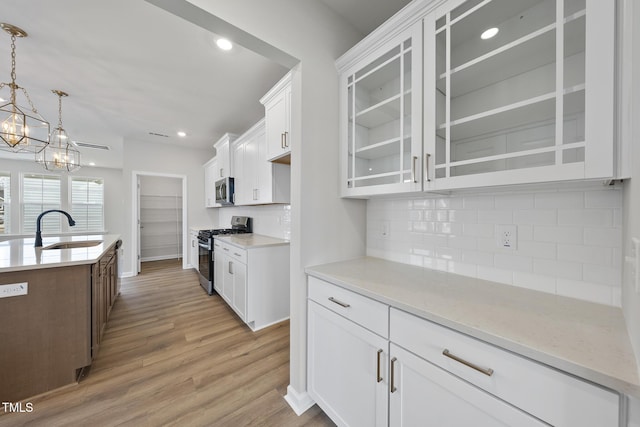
<box><xmin>131</xmin><ymin>171</ymin><xmax>189</xmax><ymax>275</ymax></box>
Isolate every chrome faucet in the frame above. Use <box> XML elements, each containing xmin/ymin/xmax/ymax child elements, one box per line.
<box><xmin>34</xmin><ymin>210</ymin><xmax>76</xmax><ymax>247</ymax></box>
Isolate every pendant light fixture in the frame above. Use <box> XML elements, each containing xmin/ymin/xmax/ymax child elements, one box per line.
<box><xmin>36</xmin><ymin>90</ymin><xmax>81</xmax><ymax>172</ymax></box>
<box><xmin>0</xmin><ymin>23</ymin><xmax>50</xmax><ymax>153</ymax></box>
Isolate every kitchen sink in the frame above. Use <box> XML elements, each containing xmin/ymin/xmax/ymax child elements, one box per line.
<box><xmin>43</xmin><ymin>240</ymin><xmax>103</xmax><ymax>250</ymax></box>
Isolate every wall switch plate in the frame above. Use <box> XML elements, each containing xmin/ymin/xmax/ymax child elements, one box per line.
<box><xmin>0</xmin><ymin>282</ymin><xmax>28</xmax><ymax>298</ymax></box>
<box><xmin>496</xmin><ymin>225</ymin><xmax>517</xmax><ymax>250</ymax></box>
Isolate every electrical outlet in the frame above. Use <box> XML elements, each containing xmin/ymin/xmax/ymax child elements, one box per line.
<box><xmin>382</xmin><ymin>221</ymin><xmax>390</xmax><ymax>238</ymax></box>
<box><xmin>496</xmin><ymin>225</ymin><xmax>517</xmax><ymax>250</ymax></box>
<box><xmin>633</xmin><ymin>237</ymin><xmax>640</xmax><ymax>293</ymax></box>
<box><xmin>0</xmin><ymin>282</ymin><xmax>28</xmax><ymax>299</ymax></box>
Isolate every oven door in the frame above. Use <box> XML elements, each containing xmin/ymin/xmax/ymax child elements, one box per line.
<box><xmin>197</xmin><ymin>242</ymin><xmax>213</xmax><ymax>294</ymax></box>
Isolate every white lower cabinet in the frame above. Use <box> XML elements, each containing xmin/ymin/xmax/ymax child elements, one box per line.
<box><xmin>214</xmin><ymin>238</ymin><xmax>289</xmax><ymax>331</ymax></box>
<box><xmin>307</xmin><ymin>300</ymin><xmax>388</xmax><ymax>427</ymax></box>
<box><xmin>307</xmin><ymin>276</ymin><xmax>621</xmax><ymax>427</ymax></box>
<box><xmin>389</xmin><ymin>344</ymin><xmax>544</xmax><ymax>427</ymax></box>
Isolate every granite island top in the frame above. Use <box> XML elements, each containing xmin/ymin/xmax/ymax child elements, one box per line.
<box><xmin>213</xmin><ymin>233</ymin><xmax>289</xmax><ymax>249</ymax></box>
<box><xmin>306</xmin><ymin>256</ymin><xmax>640</xmax><ymax>398</ymax></box>
<box><xmin>0</xmin><ymin>234</ymin><xmax>121</xmax><ymax>273</ymax></box>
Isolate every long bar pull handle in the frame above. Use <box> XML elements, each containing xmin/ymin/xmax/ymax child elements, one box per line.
<box><xmin>281</xmin><ymin>133</ymin><xmax>285</xmax><ymax>149</ymax></box>
<box><xmin>442</xmin><ymin>349</ymin><xmax>494</xmax><ymax>377</ymax></box>
<box><xmin>228</xmin><ymin>261</ymin><xmax>234</xmax><ymax>275</ymax></box>
<box><xmin>376</xmin><ymin>349</ymin><xmax>383</xmax><ymax>383</ymax></box>
<box><xmin>328</xmin><ymin>297</ymin><xmax>350</xmax><ymax>308</ymax></box>
<box><xmin>390</xmin><ymin>357</ymin><xmax>397</xmax><ymax>393</ymax></box>
<box><xmin>411</xmin><ymin>156</ymin><xmax>418</xmax><ymax>183</ymax></box>
<box><xmin>284</xmin><ymin>131</ymin><xmax>289</xmax><ymax>148</ymax></box>
<box><xmin>425</xmin><ymin>153</ymin><xmax>432</xmax><ymax>182</ymax></box>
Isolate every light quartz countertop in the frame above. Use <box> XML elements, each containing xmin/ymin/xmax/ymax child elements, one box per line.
<box><xmin>0</xmin><ymin>234</ymin><xmax>120</xmax><ymax>273</ymax></box>
<box><xmin>306</xmin><ymin>256</ymin><xmax>640</xmax><ymax>398</ymax></box>
<box><xmin>213</xmin><ymin>233</ymin><xmax>289</xmax><ymax>249</ymax></box>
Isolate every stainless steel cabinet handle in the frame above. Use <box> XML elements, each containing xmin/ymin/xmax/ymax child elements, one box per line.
<box><xmin>411</xmin><ymin>156</ymin><xmax>418</xmax><ymax>183</ymax></box>
<box><xmin>442</xmin><ymin>349</ymin><xmax>494</xmax><ymax>377</ymax></box>
<box><xmin>281</xmin><ymin>133</ymin><xmax>285</xmax><ymax>149</ymax></box>
<box><xmin>284</xmin><ymin>131</ymin><xmax>289</xmax><ymax>148</ymax></box>
<box><xmin>220</xmin><ymin>168</ymin><xmax>223</xmax><ymax>177</ymax></box>
<box><xmin>390</xmin><ymin>357</ymin><xmax>397</xmax><ymax>393</ymax></box>
<box><xmin>376</xmin><ymin>349</ymin><xmax>383</xmax><ymax>383</ymax></box>
<box><xmin>234</xmin><ymin>252</ymin><xmax>241</xmax><ymax>257</ymax></box>
<box><xmin>223</xmin><ymin>247</ymin><xmax>229</xmax><ymax>252</ymax></box>
<box><xmin>228</xmin><ymin>261</ymin><xmax>234</xmax><ymax>275</ymax></box>
<box><xmin>425</xmin><ymin>153</ymin><xmax>432</xmax><ymax>182</ymax></box>
<box><xmin>328</xmin><ymin>297</ymin><xmax>350</xmax><ymax>308</ymax></box>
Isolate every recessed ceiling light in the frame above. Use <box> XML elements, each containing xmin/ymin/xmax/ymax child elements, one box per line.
<box><xmin>481</xmin><ymin>27</ymin><xmax>499</xmax><ymax>40</ymax></box>
<box><xmin>89</xmin><ymin>162</ymin><xmax>96</xmax><ymax>166</ymax></box>
<box><xmin>216</xmin><ymin>38</ymin><xmax>233</xmax><ymax>51</ymax></box>
<box><xmin>177</xmin><ymin>131</ymin><xmax>187</xmax><ymax>137</ymax></box>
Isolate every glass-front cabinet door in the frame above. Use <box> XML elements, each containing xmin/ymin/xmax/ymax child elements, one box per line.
<box><xmin>341</xmin><ymin>21</ymin><xmax>423</xmax><ymax>197</ymax></box>
<box><xmin>424</xmin><ymin>0</ymin><xmax>614</xmax><ymax>190</ymax></box>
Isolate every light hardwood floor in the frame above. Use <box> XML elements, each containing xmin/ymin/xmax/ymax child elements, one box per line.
<box><xmin>0</xmin><ymin>259</ymin><xmax>334</xmax><ymax>427</ymax></box>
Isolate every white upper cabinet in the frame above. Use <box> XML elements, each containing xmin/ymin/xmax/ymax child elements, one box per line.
<box><xmin>203</xmin><ymin>157</ymin><xmax>220</xmax><ymax>208</ymax></box>
<box><xmin>261</xmin><ymin>71</ymin><xmax>292</xmax><ymax>163</ymax></box>
<box><xmin>424</xmin><ymin>0</ymin><xmax>617</xmax><ymax>190</ymax></box>
<box><xmin>338</xmin><ymin>21</ymin><xmax>423</xmax><ymax>198</ymax></box>
<box><xmin>232</xmin><ymin>119</ymin><xmax>291</xmax><ymax>206</ymax></box>
<box><xmin>213</xmin><ymin>133</ymin><xmax>237</xmax><ymax>180</ymax></box>
<box><xmin>337</xmin><ymin>0</ymin><xmax>620</xmax><ymax>198</ymax></box>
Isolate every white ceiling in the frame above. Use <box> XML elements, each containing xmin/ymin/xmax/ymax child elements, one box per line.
<box><xmin>0</xmin><ymin>0</ymin><xmax>411</xmax><ymax>169</ymax></box>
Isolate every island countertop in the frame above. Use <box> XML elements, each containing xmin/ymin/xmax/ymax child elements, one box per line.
<box><xmin>306</xmin><ymin>256</ymin><xmax>640</xmax><ymax>398</ymax></box>
<box><xmin>0</xmin><ymin>234</ymin><xmax>120</xmax><ymax>273</ymax></box>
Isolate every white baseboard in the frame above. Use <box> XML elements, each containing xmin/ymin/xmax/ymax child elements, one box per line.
<box><xmin>120</xmin><ymin>271</ymin><xmax>136</xmax><ymax>278</ymax></box>
<box><xmin>284</xmin><ymin>385</ymin><xmax>315</xmax><ymax>416</ymax></box>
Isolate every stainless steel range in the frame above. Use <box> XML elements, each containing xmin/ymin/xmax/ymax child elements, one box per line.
<box><xmin>196</xmin><ymin>216</ymin><xmax>252</xmax><ymax>295</ymax></box>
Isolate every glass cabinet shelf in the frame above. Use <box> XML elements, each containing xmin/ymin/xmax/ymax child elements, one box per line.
<box><xmin>432</xmin><ymin>0</ymin><xmax>589</xmax><ymax>181</ymax></box>
<box><xmin>343</xmin><ymin>21</ymin><xmax>422</xmax><ymax>195</ymax></box>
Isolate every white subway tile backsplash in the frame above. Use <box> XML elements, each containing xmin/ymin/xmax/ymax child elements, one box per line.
<box><xmin>462</xmin><ymin>196</ymin><xmax>494</xmax><ymax>209</ymax></box>
<box><xmin>534</xmin><ymin>226</ymin><xmax>583</xmax><ymax>244</ymax></box>
<box><xmin>557</xmin><ymin>244</ymin><xmax>612</xmax><ymax>266</ymax></box>
<box><xmin>463</xmin><ymin>223</ymin><xmax>494</xmax><ymax>238</ymax></box>
<box><xmin>449</xmin><ymin>210</ymin><xmax>478</xmax><ymax>223</ymax></box>
<box><xmin>534</xmin><ymin>192</ymin><xmax>584</xmax><ymax>209</ymax></box>
<box><xmin>558</xmin><ymin>209</ymin><xmax>613</xmax><ymax>227</ymax></box>
<box><xmin>584</xmin><ymin>189</ymin><xmax>622</xmax><ymax>208</ymax></box>
<box><xmin>584</xmin><ymin>227</ymin><xmax>622</xmax><ymax>248</ymax></box>
<box><xmin>494</xmin><ymin>253</ymin><xmax>533</xmax><ymax>273</ymax></box>
<box><xmin>517</xmin><ymin>240</ymin><xmax>557</xmax><ymax>260</ymax></box>
<box><xmin>478</xmin><ymin>210</ymin><xmax>513</xmax><ymax>224</ymax></box>
<box><xmin>583</xmin><ymin>264</ymin><xmax>622</xmax><ymax>286</ymax></box>
<box><xmin>512</xmin><ymin>272</ymin><xmax>556</xmax><ymax>294</ymax></box>
<box><xmin>366</xmin><ymin>185</ymin><xmax>623</xmax><ymax>307</ymax></box>
<box><xmin>513</xmin><ymin>209</ymin><xmax>557</xmax><ymax>225</ymax></box>
<box><xmin>477</xmin><ymin>266</ymin><xmax>513</xmax><ymax>284</ymax></box>
<box><xmin>461</xmin><ymin>250</ymin><xmax>494</xmax><ymax>266</ymax></box>
<box><xmin>556</xmin><ymin>279</ymin><xmax>613</xmax><ymax>305</ymax></box>
<box><xmin>533</xmin><ymin>258</ymin><xmax>583</xmax><ymax>280</ymax></box>
<box><xmin>494</xmin><ymin>194</ymin><xmax>535</xmax><ymax>210</ymax></box>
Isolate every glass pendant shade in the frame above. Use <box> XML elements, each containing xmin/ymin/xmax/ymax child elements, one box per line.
<box><xmin>0</xmin><ymin>24</ymin><xmax>50</xmax><ymax>153</ymax></box>
<box><xmin>36</xmin><ymin>90</ymin><xmax>81</xmax><ymax>172</ymax></box>
<box><xmin>36</xmin><ymin>133</ymin><xmax>81</xmax><ymax>171</ymax></box>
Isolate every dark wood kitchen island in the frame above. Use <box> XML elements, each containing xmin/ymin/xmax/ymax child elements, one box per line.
<box><xmin>0</xmin><ymin>234</ymin><xmax>120</xmax><ymax>402</ymax></box>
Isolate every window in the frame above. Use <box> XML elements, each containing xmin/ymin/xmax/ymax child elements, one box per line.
<box><xmin>22</xmin><ymin>174</ymin><xmax>62</xmax><ymax>234</ymax></box>
<box><xmin>71</xmin><ymin>177</ymin><xmax>104</xmax><ymax>232</ymax></box>
<box><xmin>0</xmin><ymin>172</ymin><xmax>10</xmax><ymax>234</ymax></box>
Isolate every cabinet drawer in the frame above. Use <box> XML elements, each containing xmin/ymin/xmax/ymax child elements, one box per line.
<box><xmin>218</xmin><ymin>241</ymin><xmax>247</xmax><ymax>264</ymax></box>
<box><xmin>308</xmin><ymin>276</ymin><xmax>388</xmax><ymax>338</ymax></box>
<box><xmin>390</xmin><ymin>308</ymin><xmax>619</xmax><ymax>427</ymax></box>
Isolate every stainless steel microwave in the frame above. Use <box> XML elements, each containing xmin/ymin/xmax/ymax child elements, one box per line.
<box><xmin>215</xmin><ymin>177</ymin><xmax>234</xmax><ymax>205</ymax></box>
